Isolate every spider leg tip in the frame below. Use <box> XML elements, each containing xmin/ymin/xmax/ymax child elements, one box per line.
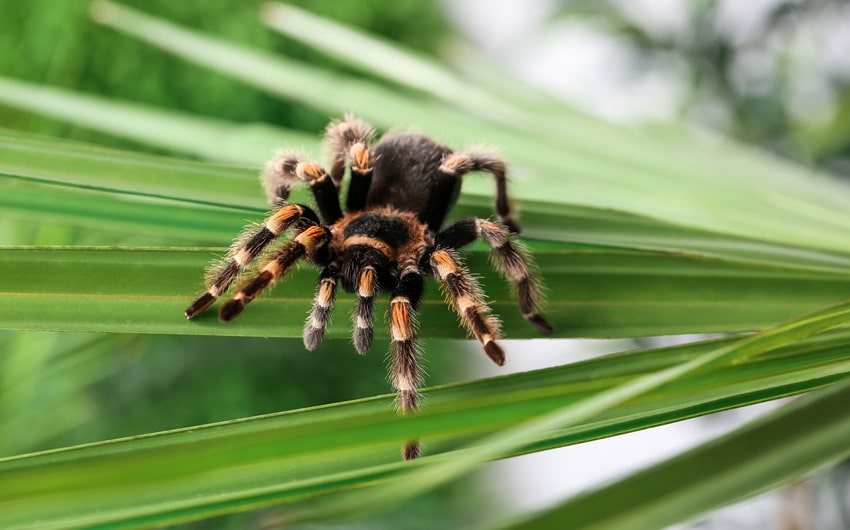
<box><xmin>528</xmin><ymin>314</ymin><xmax>554</xmax><ymax>334</ymax></box>
<box><xmin>185</xmin><ymin>292</ymin><xmax>217</xmax><ymax>319</ymax></box>
<box><xmin>303</xmin><ymin>327</ymin><xmax>324</xmax><ymax>351</ymax></box>
<box><xmin>484</xmin><ymin>341</ymin><xmax>506</xmax><ymax>366</ymax></box>
<box><xmin>218</xmin><ymin>299</ymin><xmax>245</xmax><ymax>322</ymax></box>
<box><xmin>354</xmin><ymin>327</ymin><xmax>373</xmax><ymax>354</ymax></box>
<box><xmin>402</xmin><ymin>442</ymin><xmax>421</xmax><ymax>460</ymax></box>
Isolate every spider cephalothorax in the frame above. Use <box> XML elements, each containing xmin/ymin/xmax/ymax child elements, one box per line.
<box><xmin>185</xmin><ymin>116</ymin><xmax>552</xmax><ymax>459</ymax></box>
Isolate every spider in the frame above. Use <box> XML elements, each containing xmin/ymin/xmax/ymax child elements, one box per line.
<box><xmin>185</xmin><ymin>115</ymin><xmax>552</xmax><ymax>459</ymax></box>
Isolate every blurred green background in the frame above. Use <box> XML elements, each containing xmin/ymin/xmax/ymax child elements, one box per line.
<box><xmin>0</xmin><ymin>0</ymin><xmax>449</xmax><ymax>151</ymax></box>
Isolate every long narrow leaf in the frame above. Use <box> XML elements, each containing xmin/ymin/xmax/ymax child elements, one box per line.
<box><xmin>0</xmin><ymin>76</ymin><xmax>315</xmax><ymax>164</ymax></box>
<box><xmin>2</xmin><ymin>328</ymin><xmax>850</xmax><ymax>529</ymax></box>
<box><xmin>296</xmin><ymin>300</ymin><xmax>850</xmax><ymax>522</ymax></box>
<box><xmin>260</xmin><ymin>2</ymin><xmax>521</xmax><ymax>123</ymax></box>
<box><xmin>5</xmin><ymin>247</ymin><xmax>850</xmax><ymax>339</ymax></box>
<box><xmin>85</xmin><ymin>2</ymin><xmax>850</xmax><ymax>253</ymax></box>
<box><xmin>8</xmin><ymin>130</ymin><xmax>850</xmax><ymax>271</ymax></box>
<box><xmin>501</xmin><ymin>378</ymin><xmax>850</xmax><ymax>530</ymax></box>
<box><xmin>0</xmin><ymin>128</ymin><xmax>263</xmax><ymax>209</ymax></box>
<box><xmin>0</xmin><ymin>178</ymin><xmax>249</xmax><ymax>244</ymax></box>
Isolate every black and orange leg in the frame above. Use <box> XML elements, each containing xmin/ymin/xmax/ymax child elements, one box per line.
<box><xmin>353</xmin><ymin>265</ymin><xmax>377</xmax><ymax>354</ymax></box>
<box><xmin>303</xmin><ymin>262</ymin><xmax>340</xmax><ymax>350</ymax></box>
<box><xmin>218</xmin><ymin>225</ymin><xmax>330</xmax><ymax>322</ymax></box>
<box><xmin>438</xmin><ymin>150</ymin><xmax>520</xmax><ymax>233</ymax></box>
<box><xmin>184</xmin><ymin>204</ymin><xmax>320</xmax><ymax>319</ymax></box>
<box><xmin>388</xmin><ymin>264</ymin><xmax>426</xmax><ymax>460</ymax></box>
<box><xmin>436</xmin><ymin>218</ymin><xmax>552</xmax><ymax>333</ymax></box>
<box><xmin>262</xmin><ymin>153</ymin><xmax>342</xmax><ymax>225</ymax></box>
<box><xmin>324</xmin><ymin>115</ymin><xmax>376</xmax><ymax>212</ymax></box>
<box><xmin>429</xmin><ymin>248</ymin><xmax>506</xmax><ymax>365</ymax></box>
<box><xmin>342</xmin><ymin>243</ymin><xmax>392</xmax><ymax>354</ymax></box>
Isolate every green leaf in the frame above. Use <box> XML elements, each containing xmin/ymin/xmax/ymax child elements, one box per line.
<box><xmin>501</xmin><ymin>377</ymin><xmax>850</xmax><ymax>530</ymax></box>
<box><xmin>2</xmin><ymin>325</ymin><xmax>850</xmax><ymax>529</ymax></box>
<box><xmin>0</xmin><ymin>128</ymin><xmax>263</xmax><ymax>209</ymax></box>
<box><xmin>88</xmin><ymin>0</ymin><xmax>456</xmax><ymax>134</ymax></box>
<box><xmin>259</xmin><ymin>2</ymin><xmax>523</xmax><ymax>123</ymax></box>
<box><xmin>6</xmin><ymin>129</ymin><xmax>850</xmax><ymax>274</ymax></box>
<box><xmin>85</xmin><ymin>1</ymin><xmax>850</xmax><ymax>254</ymax></box>
<box><xmin>0</xmin><ymin>77</ymin><xmax>316</xmax><ymax>164</ymax></box>
<box><xmin>5</xmin><ymin>246</ymin><xmax>850</xmax><ymax>339</ymax></box>
<box><xmin>297</xmin><ymin>300</ymin><xmax>850</xmax><ymax>523</ymax></box>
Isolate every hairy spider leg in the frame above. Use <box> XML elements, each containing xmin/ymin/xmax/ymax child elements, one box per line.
<box><xmin>303</xmin><ymin>262</ymin><xmax>340</xmax><ymax>351</ymax></box>
<box><xmin>438</xmin><ymin>151</ymin><xmax>520</xmax><ymax>234</ymax></box>
<box><xmin>218</xmin><ymin>225</ymin><xmax>330</xmax><ymax>322</ymax></box>
<box><xmin>341</xmin><ymin>244</ymin><xmax>389</xmax><ymax>355</ymax></box>
<box><xmin>436</xmin><ymin>218</ymin><xmax>553</xmax><ymax>333</ymax></box>
<box><xmin>324</xmin><ymin>115</ymin><xmax>376</xmax><ymax>211</ymax></box>
<box><xmin>430</xmin><ymin>248</ymin><xmax>506</xmax><ymax>365</ymax></box>
<box><xmin>262</xmin><ymin>154</ymin><xmax>343</xmax><ymax>225</ymax></box>
<box><xmin>345</xmin><ymin>142</ymin><xmax>375</xmax><ymax>213</ymax></box>
<box><xmin>389</xmin><ymin>256</ymin><xmax>426</xmax><ymax>461</ymax></box>
<box><xmin>353</xmin><ymin>265</ymin><xmax>378</xmax><ymax>354</ymax></box>
<box><xmin>184</xmin><ymin>203</ymin><xmax>320</xmax><ymax>319</ymax></box>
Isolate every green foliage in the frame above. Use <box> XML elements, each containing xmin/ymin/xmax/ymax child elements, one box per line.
<box><xmin>0</xmin><ymin>0</ymin><xmax>448</xmax><ymax>145</ymax></box>
<box><xmin>4</xmin><ymin>315</ymin><xmax>850</xmax><ymax>529</ymax></box>
<box><xmin>1</xmin><ymin>3</ymin><xmax>850</xmax><ymax>529</ymax></box>
<box><xmin>499</xmin><ymin>376</ymin><xmax>850</xmax><ymax>530</ymax></box>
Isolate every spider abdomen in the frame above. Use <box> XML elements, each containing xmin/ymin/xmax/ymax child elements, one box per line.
<box><xmin>366</xmin><ymin>133</ymin><xmax>458</xmax><ymax>228</ymax></box>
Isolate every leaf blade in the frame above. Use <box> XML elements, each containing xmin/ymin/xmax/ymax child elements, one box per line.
<box><xmin>2</xmin><ymin>328</ymin><xmax>850</xmax><ymax>529</ymax></box>
<box><xmin>5</xmin><ymin>247</ymin><xmax>850</xmax><ymax>339</ymax></box>
<box><xmin>502</xmin><ymin>378</ymin><xmax>850</xmax><ymax>530</ymax></box>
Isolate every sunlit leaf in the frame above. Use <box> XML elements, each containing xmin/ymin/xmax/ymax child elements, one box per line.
<box><xmin>298</xmin><ymin>300</ymin><xmax>850</xmax><ymax>522</ymax></box>
<box><xmin>2</xmin><ymin>324</ymin><xmax>849</xmax><ymax>529</ymax></box>
<box><xmin>86</xmin><ymin>1</ymin><xmax>850</xmax><ymax>254</ymax></box>
<box><xmin>500</xmin><ymin>378</ymin><xmax>850</xmax><ymax>530</ymax></box>
<box><xmin>5</xmin><ymin>246</ymin><xmax>850</xmax><ymax>339</ymax></box>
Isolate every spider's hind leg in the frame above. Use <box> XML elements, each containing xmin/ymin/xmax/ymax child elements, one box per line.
<box><xmin>436</xmin><ymin>218</ymin><xmax>552</xmax><ymax>334</ymax></box>
<box><xmin>439</xmin><ymin>149</ymin><xmax>520</xmax><ymax>234</ymax></box>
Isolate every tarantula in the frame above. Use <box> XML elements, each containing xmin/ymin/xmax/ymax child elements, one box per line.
<box><xmin>185</xmin><ymin>116</ymin><xmax>552</xmax><ymax>459</ymax></box>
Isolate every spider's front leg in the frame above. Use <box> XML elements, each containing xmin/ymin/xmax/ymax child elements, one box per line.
<box><xmin>437</xmin><ymin>150</ymin><xmax>520</xmax><ymax>234</ymax></box>
<box><xmin>184</xmin><ymin>203</ymin><xmax>321</xmax><ymax>319</ymax></box>
<box><xmin>436</xmin><ymin>218</ymin><xmax>552</xmax><ymax>333</ymax></box>
<box><xmin>340</xmin><ymin>246</ymin><xmax>390</xmax><ymax>354</ymax></box>
<box><xmin>353</xmin><ymin>265</ymin><xmax>377</xmax><ymax>354</ymax></box>
<box><xmin>219</xmin><ymin>224</ymin><xmax>330</xmax><ymax>322</ymax></box>
<box><xmin>187</xmin><ymin>147</ymin><xmax>343</xmax><ymax>319</ymax></box>
<box><xmin>429</xmin><ymin>248</ymin><xmax>506</xmax><ymax>365</ymax></box>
